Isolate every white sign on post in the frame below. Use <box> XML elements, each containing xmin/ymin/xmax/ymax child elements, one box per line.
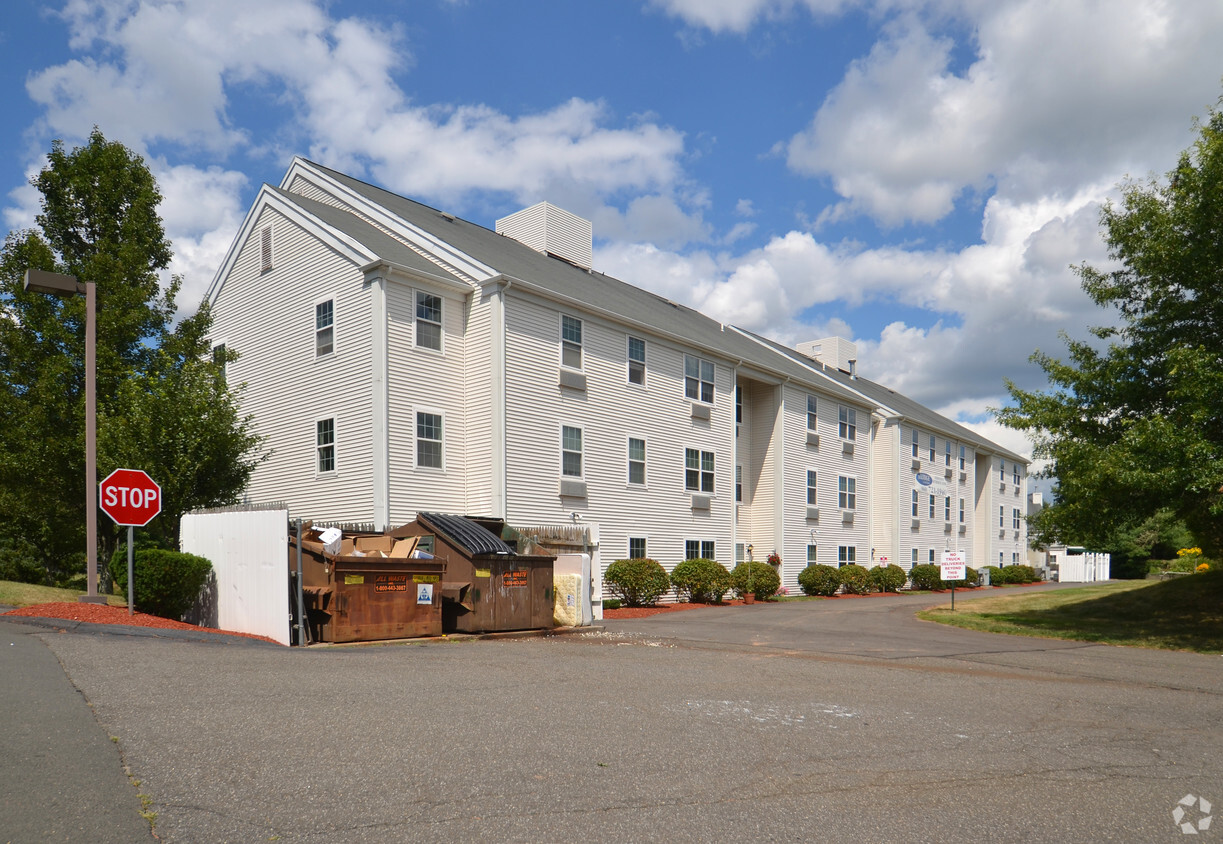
<box><xmin>940</xmin><ymin>550</ymin><xmax>966</xmax><ymax>581</ymax></box>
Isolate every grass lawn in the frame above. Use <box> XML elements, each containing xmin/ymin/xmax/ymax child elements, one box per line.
<box><xmin>0</xmin><ymin>580</ymin><xmax>127</xmax><ymax>609</ymax></box>
<box><xmin>918</xmin><ymin>569</ymin><xmax>1223</xmax><ymax>653</ymax></box>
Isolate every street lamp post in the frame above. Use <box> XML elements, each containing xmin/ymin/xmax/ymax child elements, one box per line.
<box><xmin>23</xmin><ymin>269</ymin><xmax>105</xmax><ymax>604</ymax></box>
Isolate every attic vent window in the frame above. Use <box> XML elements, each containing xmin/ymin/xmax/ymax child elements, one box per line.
<box><xmin>260</xmin><ymin>226</ymin><xmax>273</xmax><ymax>272</ymax></box>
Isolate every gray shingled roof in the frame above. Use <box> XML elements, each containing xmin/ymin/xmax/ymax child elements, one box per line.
<box><xmin>294</xmin><ymin>159</ymin><xmax>1025</xmax><ymax>463</ymax></box>
<box><xmin>298</xmin><ymin>161</ymin><xmax>873</xmax><ymax>404</ymax></box>
<box><xmin>742</xmin><ymin>329</ymin><xmax>1028</xmax><ymax>462</ymax></box>
<box><xmin>273</xmin><ymin>187</ymin><xmax>467</xmax><ymax>286</ymax></box>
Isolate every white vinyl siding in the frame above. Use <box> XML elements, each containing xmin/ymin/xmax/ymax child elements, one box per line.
<box><xmin>502</xmin><ymin>295</ymin><xmax>734</xmax><ymax>581</ymax></box>
<box><xmin>387</xmin><ymin>281</ymin><xmax>468</xmax><ymax>522</ymax></box>
<box><xmin>208</xmin><ymin>207</ymin><xmax>374</xmax><ymax>523</ymax></box>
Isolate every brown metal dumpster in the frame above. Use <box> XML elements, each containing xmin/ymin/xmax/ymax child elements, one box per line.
<box><xmin>290</xmin><ymin>531</ymin><xmax>444</xmax><ymax>643</ymax></box>
<box><xmin>389</xmin><ymin>512</ymin><xmax>554</xmax><ymax>633</ymax></box>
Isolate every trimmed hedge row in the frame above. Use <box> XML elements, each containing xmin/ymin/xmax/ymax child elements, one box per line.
<box><xmin>605</xmin><ymin>558</ymin><xmax>785</xmax><ymax>606</ymax></box>
<box><xmin>797</xmin><ymin>562</ymin><xmax>909</xmax><ymax>596</ymax></box>
<box><xmin>981</xmin><ymin>564</ymin><xmax>1040</xmax><ymax>585</ymax></box>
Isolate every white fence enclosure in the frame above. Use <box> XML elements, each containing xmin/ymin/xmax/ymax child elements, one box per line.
<box><xmin>1047</xmin><ymin>545</ymin><xmax>1111</xmax><ymax>583</ymax></box>
<box><xmin>181</xmin><ymin>508</ymin><xmax>290</xmax><ymax>645</ymax></box>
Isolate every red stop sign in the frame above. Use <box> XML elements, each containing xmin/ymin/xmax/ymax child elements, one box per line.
<box><xmin>99</xmin><ymin>468</ymin><xmax>162</xmax><ymax>527</ymax></box>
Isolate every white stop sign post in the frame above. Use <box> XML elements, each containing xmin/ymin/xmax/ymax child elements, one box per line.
<box><xmin>941</xmin><ymin>549</ymin><xmax>967</xmax><ymax>611</ymax></box>
<box><xmin>99</xmin><ymin>469</ymin><xmax>162</xmax><ymax>615</ymax></box>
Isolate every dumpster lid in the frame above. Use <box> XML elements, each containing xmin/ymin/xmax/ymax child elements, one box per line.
<box><xmin>415</xmin><ymin>512</ymin><xmax>516</xmax><ymax>557</ymax></box>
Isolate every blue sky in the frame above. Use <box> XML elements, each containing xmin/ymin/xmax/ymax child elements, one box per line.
<box><xmin>4</xmin><ymin>0</ymin><xmax>1223</xmax><ymax>469</ymax></box>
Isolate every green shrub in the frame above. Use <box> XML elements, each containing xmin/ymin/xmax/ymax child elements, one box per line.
<box><xmin>837</xmin><ymin>564</ymin><xmax>870</xmax><ymax>595</ymax></box>
<box><xmin>109</xmin><ymin>548</ymin><xmax>213</xmax><ymax>620</ymax></box>
<box><xmin>730</xmin><ymin>561</ymin><xmax>781</xmax><ymax>601</ymax></box>
<box><xmin>604</xmin><ymin>558</ymin><xmax>671</xmax><ymax>607</ymax></box>
<box><xmin>1009</xmin><ymin>564</ymin><xmax>1039</xmax><ymax>583</ymax></box>
<box><xmin>670</xmin><ymin>558</ymin><xmax>731</xmax><ymax>603</ymax></box>
<box><xmin>908</xmin><ymin>564</ymin><xmax>942</xmax><ymax>591</ymax></box>
<box><xmin>602</xmin><ymin>598</ymin><xmax>622</xmax><ymax>610</ymax></box>
<box><xmin>867</xmin><ymin>563</ymin><xmax>907</xmax><ymax>593</ymax></box>
<box><xmin>798</xmin><ymin>564</ymin><xmax>841</xmax><ymax>596</ymax></box>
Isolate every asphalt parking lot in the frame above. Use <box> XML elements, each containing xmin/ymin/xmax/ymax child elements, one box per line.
<box><xmin>4</xmin><ymin>585</ymin><xmax>1221</xmax><ymax>842</ymax></box>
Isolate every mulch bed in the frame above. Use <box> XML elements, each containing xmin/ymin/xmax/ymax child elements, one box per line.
<box><xmin>603</xmin><ymin>587</ymin><xmax>1004</xmax><ymax>619</ymax></box>
<box><xmin>3</xmin><ymin>602</ymin><xmax>282</xmax><ymax>645</ymax></box>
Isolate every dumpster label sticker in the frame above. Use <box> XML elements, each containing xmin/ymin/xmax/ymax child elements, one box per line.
<box><xmin>344</xmin><ymin>574</ymin><xmax>364</xmax><ymax>585</ymax></box>
<box><xmin>412</xmin><ymin>574</ymin><xmax>440</xmax><ymax>583</ymax></box>
<box><xmin>417</xmin><ymin>583</ymin><xmax>434</xmax><ymax>604</ymax></box>
<box><xmin>474</xmin><ymin>568</ymin><xmax>491</xmax><ymax>579</ymax></box>
<box><xmin>502</xmin><ymin>570</ymin><xmax>529</xmax><ymax>588</ymax></box>
<box><xmin>374</xmin><ymin>574</ymin><xmax>408</xmax><ymax>593</ymax></box>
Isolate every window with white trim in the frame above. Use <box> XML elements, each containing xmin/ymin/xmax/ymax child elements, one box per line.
<box><xmin>736</xmin><ymin>543</ymin><xmax>745</xmax><ymax>562</ymax></box>
<box><xmin>839</xmin><ymin>406</ymin><xmax>856</xmax><ymax>440</ymax></box>
<box><xmin>959</xmin><ymin>498</ymin><xmax>965</xmax><ymax>523</ymax></box>
<box><xmin>945</xmin><ymin>441</ymin><xmax>952</xmax><ymax>466</ymax></box>
<box><xmin>929</xmin><ymin>495</ymin><xmax>936</xmax><ymax>519</ymax></box>
<box><xmin>999</xmin><ymin>505</ymin><xmax>1005</xmax><ymax>527</ymax></box>
<box><xmin>561</xmin><ymin>315</ymin><xmax>582</xmax><ymax>369</ymax></box>
<box><xmin>807</xmin><ymin>545</ymin><xmax>818</xmax><ymax>563</ymax></box>
<box><xmin>838</xmin><ymin>476</ymin><xmax>856</xmax><ymax>509</ymax></box>
<box><xmin>912</xmin><ymin>548</ymin><xmax>919</xmax><ymax>565</ymax></box>
<box><xmin>1000</xmin><ymin>460</ymin><xmax>1006</xmax><ymax>482</ymax></box>
<box><xmin>959</xmin><ymin>445</ymin><xmax>966</xmax><ymax>470</ymax></box>
<box><xmin>929</xmin><ymin>549</ymin><xmax>936</xmax><ymax>563</ymax></box>
<box><xmin>685</xmin><ymin>539</ymin><xmax>715</xmax><ymax>560</ymax></box>
<box><xmin>629</xmin><ymin>537</ymin><xmax>647</xmax><ymax>559</ymax></box>
<box><xmin>416</xmin><ymin>291</ymin><xmax>442</xmax><ymax>351</ymax></box>
<box><xmin>807</xmin><ymin>395</ymin><xmax>818</xmax><ymax>431</ymax></box>
<box><xmin>736</xmin><ymin>465</ymin><xmax>743</xmax><ymax>502</ymax></box>
<box><xmin>911</xmin><ymin>428</ymin><xmax>919</xmax><ymax>457</ymax></box>
<box><xmin>628</xmin><ymin>336</ymin><xmax>645</xmax><ymax>385</ymax></box>
<box><xmin>838</xmin><ymin>546</ymin><xmax>856</xmax><ymax>565</ymax></box>
<box><xmin>736</xmin><ymin>386</ymin><xmax>743</xmax><ymax>424</ymax></box>
<box><xmin>929</xmin><ymin>434</ymin><xmax>936</xmax><ymax>462</ymax></box>
<box><xmin>1013</xmin><ymin>465</ymin><xmax>1021</xmax><ymax>485</ymax></box>
<box><xmin>684</xmin><ymin>355</ymin><xmax>714</xmax><ymax>403</ymax></box>
<box><xmin>944</xmin><ymin>496</ymin><xmax>951</xmax><ymax>521</ymax></box>
<box><xmin>1013</xmin><ymin>508</ymin><xmax>1021</xmax><ymax>530</ymax></box>
<box><xmin>912</xmin><ymin>489</ymin><xmax>919</xmax><ymax>517</ymax></box>
<box><xmin>316</xmin><ymin>418</ymin><xmax>335</xmax><ymax>473</ymax></box>
<box><xmin>807</xmin><ymin>470</ymin><xmax>818</xmax><ymax>505</ymax></box>
<box><xmin>416</xmin><ymin>412</ymin><xmax>443</xmax><ymax>469</ymax></box>
<box><xmin>562</xmin><ymin>426</ymin><xmax>583</xmax><ymax>477</ymax></box>
<box><xmin>315</xmin><ymin>299</ymin><xmax>334</xmax><ymax>357</ymax></box>
<box><xmin>1012</xmin><ymin>552</ymin><xmax>1020</xmax><ymax>564</ymax></box>
<box><xmin>628</xmin><ymin>438</ymin><xmax>646</xmax><ymax>485</ymax></box>
<box><xmin>685</xmin><ymin>448</ymin><xmax>714</xmax><ymax>493</ymax></box>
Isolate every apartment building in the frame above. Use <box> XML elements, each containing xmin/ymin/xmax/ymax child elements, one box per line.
<box><xmin>206</xmin><ymin>158</ymin><xmax>1028</xmax><ymax>595</ymax></box>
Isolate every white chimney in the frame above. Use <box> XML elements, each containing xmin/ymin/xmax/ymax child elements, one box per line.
<box><xmin>797</xmin><ymin>337</ymin><xmax>858</xmax><ymax>376</ymax></box>
<box><xmin>495</xmin><ymin>202</ymin><xmax>592</xmax><ymax>270</ymax></box>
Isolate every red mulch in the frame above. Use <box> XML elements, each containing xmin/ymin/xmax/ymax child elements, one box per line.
<box><xmin>603</xmin><ymin>587</ymin><xmax>1000</xmax><ymax>619</ymax></box>
<box><xmin>3</xmin><ymin>602</ymin><xmax>282</xmax><ymax>645</ymax></box>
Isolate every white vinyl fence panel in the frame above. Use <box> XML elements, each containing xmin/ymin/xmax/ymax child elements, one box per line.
<box><xmin>181</xmin><ymin>509</ymin><xmax>290</xmax><ymax>645</ymax></box>
<box><xmin>1059</xmin><ymin>551</ymin><xmax>1111</xmax><ymax>583</ymax></box>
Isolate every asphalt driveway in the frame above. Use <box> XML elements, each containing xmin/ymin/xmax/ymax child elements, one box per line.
<box><xmin>4</xmin><ymin>585</ymin><xmax>1220</xmax><ymax>842</ymax></box>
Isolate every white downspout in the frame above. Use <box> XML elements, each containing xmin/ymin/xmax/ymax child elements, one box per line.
<box><xmin>490</xmin><ymin>279</ymin><xmax>511</xmax><ymax>519</ymax></box>
<box><xmin>370</xmin><ymin>273</ymin><xmax>389</xmax><ymax>530</ymax></box>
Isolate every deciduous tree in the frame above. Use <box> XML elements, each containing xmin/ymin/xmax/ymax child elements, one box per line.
<box><xmin>999</xmin><ymin>101</ymin><xmax>1223</xmax><ymax>555</ymax></box>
